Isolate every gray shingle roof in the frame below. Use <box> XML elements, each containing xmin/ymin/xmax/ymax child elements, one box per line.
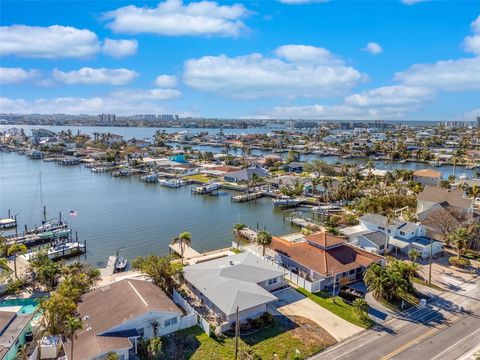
<box><xmin>184</xmin><ymin>252</ymin><xmax>284</xmax><ymax>316</ymax></box>
<box><xmin>362</xmin><ymin>231</ymin><xmax>387</xmax><ymax>247</ymax></box>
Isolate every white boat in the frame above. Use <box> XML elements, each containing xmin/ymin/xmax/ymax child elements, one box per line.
<box><xmin>24</xmin><ymin>242</ymin><xmax>85</xmax><ymax>261</ymax></box>
<box><xmin>312</xmin><ymin>205</ymin><xmax>342</xmax><ymax>214</ymax></box>
<box><xmin>429</xmin><ymin>160</ymin><xmax>441</xmax><ymax>167</ymax></box>
<box><xmin>158</xmin><ymin>178</ymin><xmax>184</xmax><ymax>188</ymax></box>
<box><xmin>273</xmin><ymin>196</ymin><xmax>302</xmax><ymax>207</ymax></box>
<box><xmin>115</xmin><ymin>256</ymin><xmax>128</xmax><ymax>271</ymax></box>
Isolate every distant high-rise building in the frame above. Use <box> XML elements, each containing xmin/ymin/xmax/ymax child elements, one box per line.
<box><xmin>476</xmin><ymin>116</ymin><xmax>480</xmax><ymax>128</ymax></box>
<box><xmin>98</xmin><ymin>114</ymin><xmax>116</xmax><ymax>123</ymax></box>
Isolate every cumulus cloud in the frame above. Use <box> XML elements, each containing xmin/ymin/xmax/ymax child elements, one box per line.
<box><xmin>274</xmin><ymin>44</ymin><xmax>343</xmax><ymax>64</ymax></box>
<box><xmin>345</xmin><ymin>85</ymin><xmax>434</xmax><ymax>107</ymax></box>
<box><xmin>154</xmin><ymin>74</ymin><xmax>178</xmax><ymax>88</ymax></box>
<box><xmin>0</xmin><ymin>67</ymin><xmax>40</xmax><ymax>84</ymax></box>
<box><xmin>459</xmin><ymin>107</ymin><xmax>480</xmax><ymax>121</ymax></box>
<box><xmin>104</xmin><ymin>0</ymin><xmax>249</xmax><ymax>37</ymax></box>
<box><xmin>362</xmin><ymin>42</ymin><xmax>383</xmax><ymax>55</ymax></box>
<box><xmin>463</xmin><ymin>15</ymin><xmax>480</xmax><ymax>55</ymax></box>
<box><xmin>52</xmin><ymin>67</ymin><xmax>138</xmax><ymax>86</ymax></box>
<box><xmin>395</xmin><ymin>57</ymin><xmax>480</xmax><ymax>92</ymax></box>
<box><xmin>183</xmin><ymin>46</ymin><xmax>366</xmax><ymax>99</ymax></box>
<box><xmin>0</xmin><ymin>25</ymin><xmax>101</xmax><ymax>58</ymax></box>
<box><xmin>0</xmin><ymin>90</ymin><xmax>187</xmax><ymax>116</ymax></box>
<box><xmin>102</xmin><ymin>38</ymin><xmax>138</xmax><ymax>58</ymax></box>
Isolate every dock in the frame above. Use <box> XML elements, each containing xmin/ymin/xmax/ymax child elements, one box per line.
<box><xmin>291</xmin><ymin>217</ymin><xmax>323</xmax><ymax>231</ymax></box>
<box><xmin>191</xmin><ymin>183</ymin><xmax>219</xmax><ymax>195</ymax></box>
<box><xmin>237</xmin><ymin>228</ymin><xmax>258</xmax><ymax>242</ymax></box>
<box><xmin>101</xmin><ymin>255</ymin><xmax>118</xmax><ymax>277</ymax></box>
<box><xmin>169</xmin><ymin>242</ymin><xmax>200</xmax><ymax>259</ymax></box>
<box><xmin>231</xmin><ymin>192</ymin><xmax>263</xmax><ymax>202</ymax></box>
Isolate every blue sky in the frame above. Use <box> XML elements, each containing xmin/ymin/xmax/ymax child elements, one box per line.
<box><xmin>0</xmin><ymin>0</ymin><xmax>479</xmax><ymax>120</ymax></box>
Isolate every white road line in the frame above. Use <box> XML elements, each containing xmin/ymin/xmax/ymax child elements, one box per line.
<box><xmin>430</xmin><ymin>327</ymin><xmax>480</xmax><ymax>360</ymax></box>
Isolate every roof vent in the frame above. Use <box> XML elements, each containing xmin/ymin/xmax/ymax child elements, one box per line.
<box><xmin>229</xmin><ymin>261</ymin><xmax>234</xmax><ymax>265</ymax></box>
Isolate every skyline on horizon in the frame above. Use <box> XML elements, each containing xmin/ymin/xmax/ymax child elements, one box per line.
<box><xmin>0</xmin><ymin>0</ymin><xmax>479</xmax><ymax>121</ymax></box>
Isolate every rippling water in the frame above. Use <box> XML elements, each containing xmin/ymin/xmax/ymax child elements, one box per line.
<box><xmin>0</xmin><ymin>152</ymin><xmax>301</xmax><ymax>267</ymax></box>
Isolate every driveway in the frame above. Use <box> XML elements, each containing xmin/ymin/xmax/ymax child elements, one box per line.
<box><xmin>270</xmin><ymin>288</ymin><xmax>363</xmax><ymax>341</ymax></box>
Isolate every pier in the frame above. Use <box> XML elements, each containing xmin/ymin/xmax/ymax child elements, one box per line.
<box><xmin>169</xmin><ymin>242</ymin><xmax>201</xmax><ymax>259</ymax></box>
<box><xmin>231</xmin><ymin>192</ymin><xmax>263</xmax><ymax>202</ymax></box>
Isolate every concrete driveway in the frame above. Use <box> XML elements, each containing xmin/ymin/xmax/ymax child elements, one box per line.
<box><xmin>270</xmin><ymin>288</ymin><xmax>363</xmax><ymax>341</ymax></box>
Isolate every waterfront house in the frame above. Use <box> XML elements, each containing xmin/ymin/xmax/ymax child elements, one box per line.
<box><xmin>413</xmin><ymin>169</ymin><xmax>442</xmax><ymax>186</ymax></box>
<box><xmin>64</xmin><ymin>279</ymin><xmax>189</xmax><ymax>360</ymax></box>
<box><xmin>31</xmin><ymin>128</ymin><xmax>56</xmax><ymax>145</ymax></box>
<box><xmin>266</xmin><ymin>175</ymin><xmax>311</xmax><ymax>189</ymax></box>
<box><xmin>284</xmin><ymin>161</ymin><xmax>305</xmax><ymax>173</ymax></box>
<box><xmin>342</xmin><ymin>213</ymin><xmax>443</xmax><ymax>258</ymax></box>
<box><xmin>223</xmin><ymin>166</ymin><xmax>269</xmax><ymax>183</ymax></box>
<box><xmin>0</xmin><ymin>300</ymin><xmax>37</xmax><ymax>360</ymax></box>
<box><xmin>264</xmin><ymin>232</ymin><xmax>383</xmax><ymax>292</ymax></box>
<box><xmin>183</xmin><ymin>252</ymin><xmax>286</xmax><ymax>331</ymax></box>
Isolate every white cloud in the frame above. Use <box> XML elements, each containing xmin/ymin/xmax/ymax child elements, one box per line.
<box><xmin>104</xmin><ymin>0</ymin><xmax>249</xmax><ymax>37</ymax></box>
<box><xmin>0</xmin><ymin>91</ymin><xmax>187</xmax><ymax>116</ymax></box>
<box><xmin>0</xmin><ymin>67</ymin><xmax>40</xmax><ymax>84</ymax></box>
<box><xmin>362</xmin><ymin>42</ymin><xmax>383</xmax><ymax>55</ymax></box>
<box><xmin>183</xmin><ymin>47</ymin><xmax>366</xmax><ymax>99</ymax></box>
<box><xmin>345</xmin><ymin>85</ymin><xmax>434</xmax><ymax>107</ymax></box>
<box><xmin>459</xmin><ymin>107</ymin><xmax>480</xmax><ymax>121</ymax></box>
<box><xmin>52</xmin><ymin>67</ymin><xmax>138</xmax><ymax>86</ymax></box>
<box><xmin>401</xmin><ymin>0</ymin><xmax>428</xmax><ymax>5</ymax></box>
<box><xmin>110</xmin><ymin>88</ymin><xmax>182</xmax><ymax>100</ymax></box>
<box><xmin>274</xmin><ymin>44</ymin><xmax>343</xmax><ymax>65</ymax></box>
<box><xmin>395</xmin><ymin>56</ymin><xmax>480</xmax><ymax>92</ymax></box>
<box><xmin>278</xmin><ymin>0</ymin><xmax>328</xmax><ymax>4</ymax></box>
<box><xmin>102</xmin><ymin>38</ymin><xmax>138</xmax><ymax>58</ymax></box>
<box><xmin>154</xmin><ymin>74</ymin><xmax>178</xmax><ymax>88</ymax></box>
<box><xmin>265</xmin><ymin>104</ymin><xmax>410</xmax><ymax>120</ymax></box>
<box><xmin>0</xmin><ymin>25</ymin><xmax>100</xmax><ymax>58</ymax></box>
<box><xmin>463</xmin><ymin>15</ymin><xmax>480</xmax><ymax>55</ymax></box>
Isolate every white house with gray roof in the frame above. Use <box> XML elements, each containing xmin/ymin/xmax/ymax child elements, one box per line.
<box><xmin>183</xmin><ymin>252</ymin><xmax>286</xmax><ymax>331</ymax></box>
<box><xmin>342</xmin><ymin>213</ymin><xmax>443</xmax><ymax>258</ymax></box>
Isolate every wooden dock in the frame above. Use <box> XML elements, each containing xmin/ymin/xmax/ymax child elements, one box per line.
<box><xmin>231</xmin><ymin>192</ymin><xmax>263</xmax><ymax>202</ymax></box>
<box><xmin>101</xmin><ymin>255</ymin><xmax>118</xmax><ymax>277</ymax></box>
<box><xmin>238</xmin><ymin>228</ymin><xmax>258</xmax><ymax>241</ymax></box>
<box><xmin>169</xmin><ymin>242</ymin><xmax>200</xmax><ymax>259</ymax></box>
<box><xmin>291</xmin><ymin>217</ymin><xmax>323</xmax><ymax>231</ymax></box>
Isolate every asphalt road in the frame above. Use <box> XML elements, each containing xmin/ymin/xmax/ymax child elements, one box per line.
<box><xmin>312</xmin><ymin>278</ymin><xmax>480</xmax><ymax>360</ymax></box>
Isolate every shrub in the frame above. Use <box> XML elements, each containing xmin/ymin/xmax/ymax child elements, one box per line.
<box><xmin>448</xmin><ymin>256</ymin><xmax>471</xmax><ymax>268</ymax></box>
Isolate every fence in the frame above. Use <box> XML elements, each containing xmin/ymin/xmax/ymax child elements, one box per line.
<box><xmin>245</xmin><ymin>248</ymin><xmax>323</xmax><ymax>293</ymax></box>
<box><xmin>173</xmin><ymin>289</ymin><xmax>211</xmax><ymax>337</ymax></box>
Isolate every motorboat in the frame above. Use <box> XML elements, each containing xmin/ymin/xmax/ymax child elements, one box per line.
<box><xmin>273</xmin><ymin>196</ymin><xmax>302</xmax><ymax>207</ymax></box>
<box><xmin>115</xmin><ymin>256</ymin><xmax>128</xmax><ymax>271</ymax></box>
<box><xmin>312</xmin><ymin>204</ymin><xmax>342</xmax><ymax>214</ymax></box>
<box><xmin>158</xmin><ymin>178</ymin><xmax>184</xmax><ymax>188</ymax></box>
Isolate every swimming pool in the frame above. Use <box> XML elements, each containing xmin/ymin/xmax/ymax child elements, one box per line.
<box><xmin>0</xmin><ymin>298</ymin><xmax>39</xmax><ymax>314</ymax></box>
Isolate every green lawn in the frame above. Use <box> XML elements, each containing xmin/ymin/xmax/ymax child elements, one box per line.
<box><xmin>184</xmin><ymin>174</ymin><xmax>212</xmax><ymax>183</ymax></box>
<box><xmin>162</xmin><ymin>316</ymin><xmax>335</xmax><ymax>360</ymax></box>
<box><xmin>296</xmin><ymin>288</ymin><xmax>375</xmax><ymax>328</ymax></box>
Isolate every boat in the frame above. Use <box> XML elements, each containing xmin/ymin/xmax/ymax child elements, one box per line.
<box><xmin>191</xmin><ymin>182</ymin><xmax>220</xmax><ymax>194</ymax></box>
<box><xmin>115</xmin><ymin>256</ymin><xmax>128</xmax><ymax>271</ymax></box>
<box><xmin>399</xmin><ymin>159</ymin><xmax>407</xmax><ymax>163</ymax></box>
<box><xmin>273</xmin><ymin>196</ymin><xmax>302</xmax><ymax>207</ymax></box>
<box><xmin>34</xmin><ymin>218</ymin><xmax>68</xmax><ymax>233</ymax></box>
<box><xmin>429</xmin><ymin>160</ymin><xmax>441</xmax><ymax>167</ymax></box>
<box><xmin>158</xmin><ymin>178</ymin><xmax>184</xmax><ymax>188</ymax></box>
<box><xmin>24</xmin><ymin>241</ymin><xmax>85</xmax><ymax>261</ymax></box>
<box><xmin>312</xmin><ymin>204</ymin><xmax>342</xmax><ymax>214</ymax></box>
<box><xmin>28</xmin><ymin>150</ymin><xmax>44</xmax><ymax>160</ymax></box>
<box><xmin>142</xmin><ymin>173</ymin><xmax>158</xmax><ymax>183</ymax></box>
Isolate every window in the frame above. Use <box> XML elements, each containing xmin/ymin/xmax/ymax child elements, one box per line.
<box><xmin>399</xmin><ymin>231</ymin><xmax>405</xmax><ymax>236</ymax></box>
<box><xmin>378</xmin><ymin>226</ymin><xmax>385</xmax><ymax>231</ymax></box>
<box><xmin>348</xmin><ymin>269</ymin><xmax>355</xmax><ymax>275</ymax></box>
<box><xmin>268</xmin><ymin>278</ymin><xmax>278</xmax><ymax>285</ymax></box>
<box><xmin>164</xmin><ymin>317</ymin><xmax>178</xmax><ymax>327</ymax></box>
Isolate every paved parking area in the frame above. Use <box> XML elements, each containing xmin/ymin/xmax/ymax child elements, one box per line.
<box><xmin>270</xmin><ymin>288</ymin><xmax>363</xmax><ymax>341</ymax></box>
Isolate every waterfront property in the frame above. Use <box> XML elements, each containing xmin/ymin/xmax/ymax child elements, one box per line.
<box><xmin>255</xmin><ymin>232</ymin><xmax>384</xmax><ymax>292</ymax></box>
<box><xmin>63</xmin><ymin>278</ymin><xmax>192</xmax><ymax>360</ymax></box>
<box><xmin>223</xmin><ymin>166</ymin><xmax>269</xmax><ymax>183</ymax></box>
<box><xmin>0</xmin><ymin>299</ymin><xmax>38</xmax><ymax>360</ymax></box>
<box><xmin>342</xmin><ymin>213</ymin><xmax>443</xmax><ymax>258</ymax></box>
<box><xmin>413</xmin><ymin>169</ymin><xmax>443</xmax><ymax>186</ymax></box>
<box><xmin>183</xmin><ymin>252</ymin><xmax>286</xmax><ymax>331</ymax></box>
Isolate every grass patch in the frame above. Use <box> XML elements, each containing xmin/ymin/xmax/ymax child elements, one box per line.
<box><xmin>162</xmin><ymin>315</ymin><xmax>335</xmax><ymax>360</ymax></box>
<box><xmin>412</xmin><ymin>276</ymin><xmax>444</xmax><ymax>291</ymax></box>
<box><xmin>296</xmin><ymin>288</ymin><xmax>375</xmax><ymax>329</ymax></box>
<box><xmin>184</xmin><ymin>174</ymin><xmax>212</xmax><ymax>183</ymax></box>
<box><xmin>230</xmin><ymin>247</ymin><xmax>242</xmax><ymax>254</ymax></box>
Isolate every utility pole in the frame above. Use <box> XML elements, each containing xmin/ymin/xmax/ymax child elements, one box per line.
<box><xmin>332</xmin><ymin>270</ymin><xmax>337</xmax><ymax>304</ymax></box>
<box><xmin>428</xmin><ymin>237</ymin><xmax>434</xmax><ymax>285</ymax></box>
<box><xmin>384</xmin><ymin>215</ymin><xmax>390</xmax><ymax>263</ymax></box>
<box><xmin>235</xmin><ymin>306</ymin><xmax>239</xmax><ymax>360</ymax></box>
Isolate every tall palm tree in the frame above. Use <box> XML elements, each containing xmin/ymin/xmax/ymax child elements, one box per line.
<box><xmin>233</xmin><ymin>223</ymin><xmax>246</xmax><ymax>249</ymax></box>
<box><xmin>64</xmin><ymin>316</ymin><xmax>83</xmax><ymax>360</ymax></box>
<box><xmin>408</xmin><ymin>249</ymin><xmax>421</xmax><ymax>263</ymax></box>
<box><xmin>448</xmin><ymin>227</ymin><xmax>470</xmax><ymax>259</ymax></box>
<box><xmin>170</xmin><ymin>232</ymin><xmax>192</xmax><ymax>265</ymax></box>
<box><xmin>256</xmin><ymin>230</ymin><xmax>272</xmax><ymax>256</ymax></box>
<box><xmin>7</xmin><ymin>243</ymin><xmax>27</xmax><ymax>279</ymax></box>
<box><xmin>150</xmin><ymin>320</ymin><xmax>160</xmax><ymax>337</ymax></box>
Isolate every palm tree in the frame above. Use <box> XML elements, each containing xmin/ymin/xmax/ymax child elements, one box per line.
<box><xmin>408</xmin><ymin>249</ymin><xmax>421</xmax><ymax>263</ymax></box>
<box><xmin>233</xmin><ymin>223</ymin><xmax>246</xmax><ymax>249</ymax></box>
<box><xmin>7</xmin><ymin>243</ymin><xmax>27</xmax><ymax>279</ymax></box>
<box><xmin>256</xmin><ymin>230</ymin><xmax>272</xmax><ymax>256</ymax></box>
<box><xmin>106</xmin><ymin>352</ymin><xmax>120</xmax><ymax>360</ymax></box>
<box><xmin>352</xmin><ymin>298</ymin><xmax>369</xmax><ymax>319</ymax></box>
<box><xmin>170</xmin><ymin>232</ymin><xmax>192</xmax><ymax>265</ymax></box>
<box><xmin>64</xmin><ymin>316</ymin><xmax>83</xmax><ymax>360</ymax></box>
<box><xmin>448</xmin><ymin>227</ymin><xmax>470</xmax><ymax>259</ymax></box>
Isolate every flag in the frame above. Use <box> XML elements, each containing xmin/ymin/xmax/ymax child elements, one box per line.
<box><xmin>69</xmin><ymin>210</ymin><xmax>78</xmax><ymax>217</ymax></box>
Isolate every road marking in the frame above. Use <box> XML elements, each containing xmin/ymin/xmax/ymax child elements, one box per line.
<box><xmin>378</xmin><ymin>325</ymin><xmax>445</xmax><ymax>360</ymax></box>
<box><xmin>430</xmin><ymin>326</ymin><xmax>480</xmax><ymax>360</ymax></box>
